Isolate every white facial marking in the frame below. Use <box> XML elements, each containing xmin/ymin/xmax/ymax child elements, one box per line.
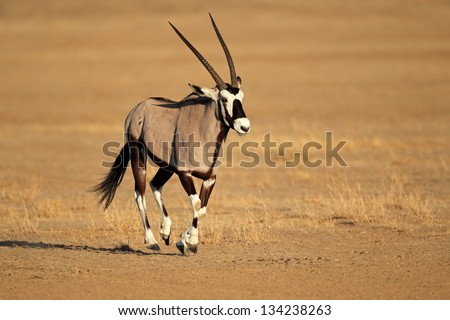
<box><xmin>220</xmin><ymin>90</ymin><xmax>239</xmax><ymax>116</ymax></box>
<box><xmin>234</xmin><ymin>117</ymin><xmax>251</xmax><ymax>135</ymax></box>
<box><xmin>219</xmin><ymin>89</ymin><xmax>249</xmax><ymax>136</ymax></box>
<box><xmin>221</xmin><ymin>104</ymin><xmax>230</xmax><ymax>126</ymax></box>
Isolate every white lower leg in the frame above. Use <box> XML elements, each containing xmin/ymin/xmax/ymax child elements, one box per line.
<box><xmin>181</xmin><ymin>225</ymin><xmax>198</xmax><ymax>248</ymax></box>
<box><xmin>181</xmin><ymin>194</ymin><xmax>201</xmax><ymax>247</ymax></box>
<box><xmin>134</xmin><ymin>191</ymin><xmax>157</xmax><ymax>245</ymax></box>
<box><xmin>151</xmin><ymin>186</ymin><xmax>172</xmax><ymax>240</ymax></box>
<box><xmin>198</xmin><ymin>178</ymin><xmax>214</xmax><ymax>217</ymax></box>
<box><xmin>160</xmin><ymin>216</ymin><xmax>172</xmax><ymax>239</ymax></box>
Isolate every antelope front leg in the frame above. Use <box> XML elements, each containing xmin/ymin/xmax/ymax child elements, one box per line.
<box><xmin>199</xmin><ymin>177</ymin><xmax>216</xmax><ymax>216</ymax></box>
<box><xmin>177</xmin><ymin>172</ymin><xmax>200</xmax><ymax>256</ymax></box>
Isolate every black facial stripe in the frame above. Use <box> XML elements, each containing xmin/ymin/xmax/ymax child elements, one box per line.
<box><xmin>232</xmin><ymin>99</ymin><xmax>246</xmax><ymax>120</ymax></box>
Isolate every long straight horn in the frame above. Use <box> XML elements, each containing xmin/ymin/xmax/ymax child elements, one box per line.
<box><xmin>209</xmin><ymin>13</ymin><xmax>238</xmax><ymax>87</ymax></box>
<box><xmin>169</xmin><ymin>21</ymin><xmax>226</xmax><ymax>90</ymax></box>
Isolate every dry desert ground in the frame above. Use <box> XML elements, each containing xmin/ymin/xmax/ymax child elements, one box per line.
<box><xmin>0</xmin><ymin>0</ymin><xmax>449</xmax><ymax>299</ymax></box>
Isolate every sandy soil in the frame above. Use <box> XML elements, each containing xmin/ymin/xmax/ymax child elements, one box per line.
<box><xmin>0</xmin><ymin>0</ymin><xmax>449</xmax><ymax>299</ymax></box>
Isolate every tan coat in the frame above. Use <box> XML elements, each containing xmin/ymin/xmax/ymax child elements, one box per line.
<box><xmin>125</xmin><ymin>94</ymin><xmax>228</xmax><ymax>179</ymax></box>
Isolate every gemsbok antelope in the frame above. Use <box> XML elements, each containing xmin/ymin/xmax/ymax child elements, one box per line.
<box><xmin>93</xmin><ymin>14</ymin><xmax>250</xmax><ymax>256</ymax></box>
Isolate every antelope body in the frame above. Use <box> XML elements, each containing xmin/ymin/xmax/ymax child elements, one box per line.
<box><xmin>93</xmin><ymin>14</ymin><xmax>250</xmax><ymax>255</ymax></box>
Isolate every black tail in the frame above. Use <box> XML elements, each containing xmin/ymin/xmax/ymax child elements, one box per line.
<box><xmin>91</xmin><ymin>143</ymin><xmax>130</xmax><ymax>210</ymax></box>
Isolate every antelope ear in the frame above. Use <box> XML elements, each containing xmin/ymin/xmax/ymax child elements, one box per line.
<box><xmin>237</xmin><ymin>76</ymin><xmax>242</xmax><ymax>88</ymax></box>
<box><xmin>189</xmin><ymin>83</ymin><xmax>219</xmax><ymax>100</ymax></box>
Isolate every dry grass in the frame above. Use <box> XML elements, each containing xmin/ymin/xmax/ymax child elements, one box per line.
<box><xmin>202</xmin><ymin>189</ymin><xmax>282</xmax><ymax>245</ymax></box>
<box><xmin>0</xmin><ymin>177</ymin><xmax>41</xmax><ymax>204</ymax></box>
<box><xmin>1</xmin><ymin>168</ymin><xmax>445</xmax><ymax>246</ymax></box>
<box><xmin>200</xmin><ymin>209</ymin><xmax>278</xmax><ymax>245</ymax></box>
<box><xmin>327</xmin><ymin>174</ymin><xmax>441</xmax><ymax>232</ymax></box>
<box><xmin>85</xmin><ymin>199</ymin><xmax>143</xmax><ymax>247</ymax></box>
<box><xmin>233</xmin><ymin>209</ymin><xmax>278</xmax><ymax>244</ymax></box>
<box><xmin>1</xmin><ymin>177</ymin><xmax>73</xmax><ymax>233</ymax></box>
<box><xmin>200</xmin><ymin>213</ymin><xmax>225</xmax><ymax>245</ymax></box>
<box><xmin>98</xmin><ymin>200</ymin><xmax>141</xmax><ymax>235</ymax></box>
<box><xmin>9</xmin><ymin>198</ymin><xmax>40</xmax><ymax>233</ymax></box>
<box><xmin>83</xmin><ymin>170</ymin><xmax>444</xmax><ymax>247</ymax></box>
<box><xmin>81</xmin><ymin>189</ymin><xmax>280</xmax><ymax>246</ymax></box>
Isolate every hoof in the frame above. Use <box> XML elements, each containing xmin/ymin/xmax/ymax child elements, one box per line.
<box><xmin>176</xmin><ymin>241</ymin><xmax>189</xmax><ymax>256</ymax></box>
<box><xmin>164</xmin><ymin>234</ymin><xmax>170</xmax><ymax>246</ymax></box>
<box><xmin>187</xmin><ymin>243</ymin><xmax>198</xmax><ymax>254</ymax></box>
<box><xmin>147</xmin><ymin>243</ymin><xmax>160</xmax><ymax>251</ymax></box>
<box><xmin>161</xmin><ymin>233</ymin><xmax>171</xmax><ymax>246</ymax></box>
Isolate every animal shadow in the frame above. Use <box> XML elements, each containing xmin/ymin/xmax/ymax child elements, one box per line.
<box><xmin>0</xmin><ymin>240</ymin><xmax>178</xmax><ymax>256</ymax></box>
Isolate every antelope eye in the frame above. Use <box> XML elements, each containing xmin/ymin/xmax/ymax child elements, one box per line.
<box><xmin>220</xmin><ymin>97</ymin><xmax>227</xmax><ymax>103</ymax></box>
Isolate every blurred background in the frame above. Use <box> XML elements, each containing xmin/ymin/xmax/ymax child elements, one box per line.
<box><xmin>1</xmin><ymin>0</ymin><xmax>449</xmax><ymax>232</ymax></box>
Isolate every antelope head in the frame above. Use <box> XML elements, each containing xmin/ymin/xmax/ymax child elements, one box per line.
<box><xmin>169</xmin><ymin>14</ymin><xmax>251</xmax><ymax>136</ymax></box>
